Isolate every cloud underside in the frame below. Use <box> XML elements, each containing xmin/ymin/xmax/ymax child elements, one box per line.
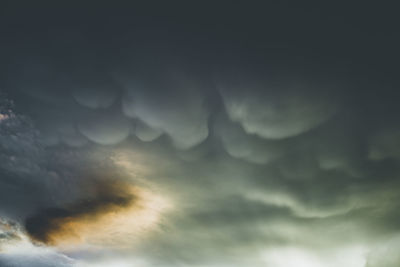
<box><xmin>1</xmin><ymin>58</ymin><xmax>400</xmax><ymax>267</ymax></box>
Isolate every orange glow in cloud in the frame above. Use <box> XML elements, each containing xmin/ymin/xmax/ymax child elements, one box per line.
<box><xmin>25</xmin><ymin>149</ymin><xmax>173</xmax><ymax>249</ymax></box>
<box><xmin>26</xmin><ymin>181</ymin><xmax>171</xmax><ymax>248</ymax></box>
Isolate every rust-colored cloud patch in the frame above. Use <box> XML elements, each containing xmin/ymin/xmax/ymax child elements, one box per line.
<box><xmin>24</xmin><ymin>179</ymin><xmax>169</xmax><ymax>248</ymax></box>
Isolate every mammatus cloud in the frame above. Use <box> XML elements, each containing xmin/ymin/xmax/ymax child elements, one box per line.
<box><xmin>3</xmin><ymin>70</ymin><xmax>400</xmax><ymax>266</ymax></box>
<box><xmin>0</xmin><ymin>4</ymin><xmax>400</xmax><ymax>264</ymax></box>
<box><xmin>218</xmin><ymin>76</ymin><xmax>338</xmax><ymax>140</ymax></box>
<box><xmin>215</xmin><ymin>113</ymin><xmax>286</xmax><ymax>164</ymax></box>
<box><xmin>77</xmin><ymin>110</ymin><xmax>132</xmax><ymax>145</ymax></box>
<box><xmin>134</xmin><ymin>120</ymin><xmax>164</xmax><ymax>142</ymax></box>
<box><xmin>119</xmin><ymin>70</ymin><xmax>210</xmax><ymax>149</ymax></box>
<box><xmin>72</xmin><ymin>77</ymin><xmax>119</xmax><ymax>110</ymax></box>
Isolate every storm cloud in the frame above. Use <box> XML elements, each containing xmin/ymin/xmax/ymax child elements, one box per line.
<box><xmin>1</xmin><ymin>2</ymin><xmax>400</xmax><ymax>267</ymax></box>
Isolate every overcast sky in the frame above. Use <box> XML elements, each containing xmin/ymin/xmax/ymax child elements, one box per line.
<box><xmin>1</xmin><ymin>2</ymin><xmax>400</xmax><ymax>267</ymax></box>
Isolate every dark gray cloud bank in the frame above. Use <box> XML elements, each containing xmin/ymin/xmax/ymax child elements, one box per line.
<box><xmin>1</xmin><ymin>2</ymin><xmax>400</xmax><ymax>267</ymax></box>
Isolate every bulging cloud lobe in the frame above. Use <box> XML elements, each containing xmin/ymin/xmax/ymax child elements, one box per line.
<box><xmin>218</xmin><ymin>76</ymin><xmax>338</xmax><ymax>140</ymax></box>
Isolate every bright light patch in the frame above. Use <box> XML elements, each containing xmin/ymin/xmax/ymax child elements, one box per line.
<box><xmin>76</xmin><ymin>258</ymin><xmax>148</xmax><ymax>267</ymax></box>
<box><xmin>261</xmin><ymin>245</ymin><xmax>367</xmax><ymax>267</ymax></box>
<box><xmin>0</xmin><ymin>113</ymin><xmax>9</xmax><ymax>122</ymax></box>
<box><xmin>262</xmin><ymin>247</ymin><xmax>323</xmax><ymax>267</ymax></box>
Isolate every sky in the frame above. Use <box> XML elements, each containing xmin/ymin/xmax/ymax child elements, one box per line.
<box><xmin>1</xmin><ymin>2</ymin><xmax>400</xmax><ymax>267</ymax></box>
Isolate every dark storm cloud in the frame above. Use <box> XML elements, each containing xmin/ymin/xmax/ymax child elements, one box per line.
<box><xmin>0</xmin><ymin>96</ymin><xmax>51</xmax><ymax>219</ymax></box>
<box><xmin>1</xmin><ymin>2</ymin><xmax>400</xmax><ymax>266</ymax></box>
